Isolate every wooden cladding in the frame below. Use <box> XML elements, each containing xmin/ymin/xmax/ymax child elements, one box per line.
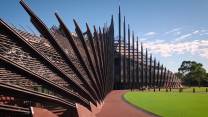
<box><xmin>0</xmin><ymin>1</ymin><xmax>181</xmax><ymax>117</ymax></box>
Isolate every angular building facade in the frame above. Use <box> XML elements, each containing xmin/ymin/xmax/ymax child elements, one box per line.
<box><xmin>114</xmin><ymin>7</ymin><xmax>181</xmax><ymax>90</ymax></box>
<box><xmin>0</xmin><ymin>1</ymin><xmax>181</xmax><ymax>117</ymax></box>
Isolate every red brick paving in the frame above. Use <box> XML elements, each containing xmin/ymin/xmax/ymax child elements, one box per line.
<box><xmin>96</xmin><ymin>90</ymin><xmax>156</xmax><ymax>117</ymax></box>
<box><xmin>32</xmin><ymin>107</ymin><xmax>58</xmax><ymax>117</ymax></box>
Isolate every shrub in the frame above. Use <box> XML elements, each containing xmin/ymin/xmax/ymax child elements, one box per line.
<box><xmin>179</xmin><ymin>88</ymin><xmax>183</xmax><ymax>92</ymax></box>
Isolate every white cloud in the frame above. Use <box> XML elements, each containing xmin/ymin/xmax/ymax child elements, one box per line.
<box><xmin>195</xmin><ymin>29</ymin><xmax>208</xmax><ymax>36</ymax></box>
<box><xmin>165</xmin><ymin>29</ymin><xmax>208</xmax><ymax>37</ymax></box>
<box><xmin>153</xmin><ymin>39</ymin><xmax>165</xmax><ymax>44</ymax></box>
<box><xmin>192</xmin><ymin>30</ymin><xmax>199</xmax><ymax>34</ymax></box>
<box><xmin>175</xmin><ymin>33</ymin><xmax>192</xmax><ymax>42</ymax></box>
<box><xmin>140</xmin><ymin>38</ymin><xmax>147</xmax><ymax>41</ymax></box>
<box><xmin>165</xmin><ymin>28</ymin><xmax>181</xmax><ymax>35</ymax></box>
<box><xmin>144</xmin><ymin>32</ymin><xmax>157</xmax><ymax>36</ymax></box>
<box><xmin>143</xmin><ymin>39</ymin><xmax>208</xmax><ymax>59</ymax></box>
<box><xmin>176</xmin><ymin>31</ymin><xmax>181</xmax><ymax>35</ymax></box>
<box><xmin>199</xmin><ymin>48</ymin><xmax>208</xmax><ymax>59</ymax></box>
<box><xmin>201</xmin><ymin>30</ymin><xmax>208</xmax><ymax>33</ymax></box>
<box><xmin>200</xmin><ymin>33</ymin><xmax>208</xmax><ymax>36</ymax></box>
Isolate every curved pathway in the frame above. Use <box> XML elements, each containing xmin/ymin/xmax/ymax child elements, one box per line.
<box><xmin>96</xmin><ymin>90</ymin><xmax>156</xmax><ymax>117</ymax></box>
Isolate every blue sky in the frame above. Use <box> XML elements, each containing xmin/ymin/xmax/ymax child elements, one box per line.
<box><xmin>1</xmin><ymin>0</ymin><xmax>208</xmax><ymax>72</ymax></box>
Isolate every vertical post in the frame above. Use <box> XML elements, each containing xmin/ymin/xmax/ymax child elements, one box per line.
<box><xmin>101</xmin><ymin>28</ymin><xmax>105</xmax><ymax>95</ymax></box>
<box><xmin>128</xmin><ymin>25</ymin><xmax>131</xmax><ymax>89</ymax></box>
<box><xmin>100</xmin><ymin>27</ymin><xmax>105</xmax><ymax>95</ymax></box>
<box><xmin>163</xmin><ymin>67</ymin><xmax>166</xmax><ymax>87</ymax></box>
<box><xmin>141</xmin><ymin>43</ymin><xmax>144</xmax><ymax>89</ymax></box>
<box><xmin>145</xmin><ymin>48</ymin><xmax>148</xmax><ymax>88</ymax></box>
<box><xmin>156</xmin><ymin>62</ymin><xmax>160</xmax><ymax>88</ymax></box>
<box><xmin>170</xmin><ymin>72</ymin><xmax>174</xmax><ymax>88</ymax></box>
<box><xmin>132</xmin><ymin>32</ymin><xmax>135</xmax><ymax>90</ymax></box>
<box><xmin>167</xmin><ymin>71</ymin><xmax>171</xmax><ymax>88</ymax></box>
<box><xmin>110</xmin><ymin>16</ymin><xmax>115</xmax><ymax>90</ymax></box>
<box><xmin>173</xmin><ymin>75</ymin><xmax>176</xmax><ymax>88</ymax></box>
<box><xmin>136</xmin><ymin>37</ymin><xmax>139</xmax><ymax>89</ymax></box>
<box><xmin>153</xmin><ymin>58</ymin><xmax>156</xmax><ymax>90</ymax></box>
<box><xmin>174</xmin><ymin>74</ymin><xmax>176</xmax><ymax>88</ymax></box>
<box><xmin>170</xmin><ymin>72</ymin><xmax>173</xmax><ymax>88</ymax></box>
<box><xmin>167</xmin><ymin>70</ymin><xmax>170</xmax><ymax>88</ymax></box>
<box><xmin>118</xmin><ymin>6</ymin><xmax>121</xmax><ymax>89</ymax></box>
<box><xmin>160</xmin><ymin>64</ymin><xmax>164</xmax><ymax>88</ymax></box>
<box><xmin>149</xmin><ymin>54</ymin><xmax>152</xmax><ymax>88</ymax></box>
<box><xmin>123</xmin><ymin>16</ymin><xmax>126</xmax><ymax>89</ymax></box>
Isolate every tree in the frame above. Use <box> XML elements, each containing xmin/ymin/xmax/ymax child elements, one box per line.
<box><xmin>178</xmin><ymin>61</ymin><xmax>207</xmax><ymax>87</ymax></box>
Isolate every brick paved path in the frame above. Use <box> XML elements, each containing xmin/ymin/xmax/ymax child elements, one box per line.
<box><xmin>96</xmin><ymin>90</ymin><xmax>157</xmax><ymax>117</ymax></box>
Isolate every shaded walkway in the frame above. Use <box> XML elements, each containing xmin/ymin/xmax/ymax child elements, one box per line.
<box><xmin>96</xmin><ymin>90</ymin><xmax>156</xmax><ymax>117</ymax></box>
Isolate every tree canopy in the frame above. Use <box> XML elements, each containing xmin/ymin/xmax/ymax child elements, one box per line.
<box><xmin>177</xmin><ymin>61</ymin><xmax>208</xmax><ymax>87</ymax></box>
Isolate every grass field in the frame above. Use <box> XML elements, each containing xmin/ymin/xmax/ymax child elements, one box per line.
<box><xmin>124</xmin><ymin>87</ymin><xmax>208</xmax><ymax>117</ymax></box>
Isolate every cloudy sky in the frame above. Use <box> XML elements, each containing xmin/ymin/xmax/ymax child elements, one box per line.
<box><xmin>118</xmin><ymin>0</ymin><xmax>208</xmax><ymax>72</ymax></box>
<box><xmin>141</xmin><ymin>28</ymin><xmax>208</xmax><ymax>72</ymax></box>
<box><xmin>1</xmin><ymin>0</ymin><xmax>208</xmax><ymax>72</ymax></box>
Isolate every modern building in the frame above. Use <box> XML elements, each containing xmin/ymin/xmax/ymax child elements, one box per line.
<box><xmin>0</xmin><ymin>0</ymin><xmax>181</xmax><ymax>117</ymax></box>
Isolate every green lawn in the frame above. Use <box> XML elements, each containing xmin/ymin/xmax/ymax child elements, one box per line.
<box><xmin>124</xmin><ymin>88</ymin><xmax>208</xmax><ymax>117</ymax></box>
